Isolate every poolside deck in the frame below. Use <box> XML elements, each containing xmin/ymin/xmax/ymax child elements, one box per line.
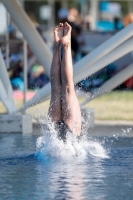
<box><xmin>33</xmin><ymin>120</ymin><xmax>133</xmax><ymax>137</ymax></box>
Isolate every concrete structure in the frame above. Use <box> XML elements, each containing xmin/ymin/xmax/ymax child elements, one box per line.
<box><xmin>0</xmin><ymin>47</ymin><xmax>33</xmax><ymax>134</ymax></box>
<box><xmin>0</xmin><ymin>114</ymin><xmax>32</xmax><ymax>134</ymax></box>
<box><xmin>17</xmin><ymin>25</ymin><xmax>133</xmax><ymax>113</ymax></box>
<box><xmin>0</xmin><ymin>0</ymin><xmax>52</xmax><ymax>133</ymax></box>
<box><xmin>0</xmin><ymin>0</ymin><xmax>133</xmax><ymax>134</ymax></box>
<box><xmin>2</xmin><ymin>0</ymin><xmax>52</xmax><ymax>77</ymax></box>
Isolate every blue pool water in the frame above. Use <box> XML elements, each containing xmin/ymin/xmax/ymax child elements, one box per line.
<box><xmin>0</xmin><ymin>133</ymin><xmax>133</xmax><ymax>200</ymax></box>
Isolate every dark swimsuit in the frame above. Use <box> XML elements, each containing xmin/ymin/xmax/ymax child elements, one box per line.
<box><xmin>55</xmin><ymin>120</ymin><xmax>72</xmax><ymax>142</ymax></box>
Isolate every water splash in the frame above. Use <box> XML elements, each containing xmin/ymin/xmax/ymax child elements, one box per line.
<box><xmin>35</xmin><ymin>121</ymin><xmax>109</xmax><ymax>162</ymax></box>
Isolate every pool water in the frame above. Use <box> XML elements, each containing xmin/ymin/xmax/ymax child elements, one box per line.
<box><xmin>0</xmin><ymin>132</ymin><xmax>133</xmax><ymax>200</ymax></box>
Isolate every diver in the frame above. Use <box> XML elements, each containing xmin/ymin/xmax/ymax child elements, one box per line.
<box><xmin>48</xmin><ymin>22</ymin><xmax>81</xmax><ymax>141</ymax></box>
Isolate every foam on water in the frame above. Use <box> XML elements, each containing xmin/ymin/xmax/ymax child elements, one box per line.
<box><xmin>35</xmin><ymin>121</ymin><xmax>109</xmax><ymax>162</ymax></box>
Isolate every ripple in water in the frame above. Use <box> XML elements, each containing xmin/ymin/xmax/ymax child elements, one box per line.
<box><xmin>35</xmin><ymin>121</ymin><xmax>109</xmax><ymax>162</ymax></box>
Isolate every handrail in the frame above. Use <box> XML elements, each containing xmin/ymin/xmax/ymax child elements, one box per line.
<box><xmin>81</xmin><ymin>63</ymin><xmax>133</xmax><ymax>106</ymax></box>
<box><xmin>73</xmin><ymin>22</ymin><xmax>133</xmax><ymax>77</ymax></box>
<box><xmin>74</xmin><ymin>37</ymin><xmax>133</xmax><ymax>83</ymax></box>
<box><xmin>17</xmin><ymin>32</ymin><xmax>133</xmax><ymax>112</ymax></box>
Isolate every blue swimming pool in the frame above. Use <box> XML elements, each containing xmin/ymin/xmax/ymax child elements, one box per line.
<box><xmin>0</xmin><ymin>133</ymin><xmax>133</xmax><ymax>200</ymax></box>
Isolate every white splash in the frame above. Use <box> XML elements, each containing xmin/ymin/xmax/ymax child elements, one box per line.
<box><xmin>35</xmin><ymin>123</ymin><xmax>109</xmax><ymax>161</ymax></box>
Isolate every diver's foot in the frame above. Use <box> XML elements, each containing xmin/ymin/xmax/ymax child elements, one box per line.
<box><xmin>60</xmin><ymin>22</ymin><xmax>71</xmax><ymax>47</ymax></box>
<box><xmin>54</xmin><ymin>23</ymin><xmax>64</xmax><ymax>47</ymax></box>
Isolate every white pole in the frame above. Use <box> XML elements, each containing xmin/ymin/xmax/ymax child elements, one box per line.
<box><xmin>81</xmin><ymin>63</ymin><xmax>133</xmax><ymax>106</ymax></box>
<box><xmin>48</xmin><ymin>0</ymin><xmax>55</xmax><ymax>28</ymax></box>
<box><xmin>73</xmin><ymin>23</ymin><xmax>133</xmax><ymax>78</ymax></box>
<box><xmin>16</xmin><ymin>24</ymin><xmax>133</xmax><ymax>112</ymax></box>
<box><xmin>90</xmin><ymin>0</ymin><xmax>98</xmax><ymax>30</ymax></box>
<box><xmin>23</xmin><ymin>39</ymin><xmax>27</xmax><ymax>104</ymax></box>
<box><xmin>74</xmin><ymin>37</ymin><xmax>133</xmax><ymax>83</ymax></box>
<box><xmin>17</xmin><ymin>36</ymin><xmax>133</xmax><ymax>113</ymax></box>
<box><xmin>61</xmin><ymin>0</ymin><xmax>68</xmax><ymax>9</ymax></box>
<box><xmin>17</xmin><ymin>82</ymin><xmax>51</xmax><ymax>113</ymax></box>
<box><xmin>5</xmin><ymin>11</ymin><xmax>10</xmax><ymax>69</ymax></box>
<box><xmin>2</xmin><ymin>0</ymin><xmax>52</xmax><ymax>77</ymax></box>
<box><xmin>0</xmin><ymin>49</ymin><xmax>16</xmax><ymax>113</ymax></box>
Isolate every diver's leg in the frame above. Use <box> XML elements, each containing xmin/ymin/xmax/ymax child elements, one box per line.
<box><xmin>60</xmin><ymin>22</ymin><xmax>81</xmax><ymax>136</ymax></box>
<box><xmin>48</xmin><ymin>23</ymin><xmax>63</xmax><ymax>122</ymax></box>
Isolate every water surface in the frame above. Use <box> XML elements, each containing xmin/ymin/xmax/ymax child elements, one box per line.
<box><xmin>0</xmin><ymin>133</ymin><xmax>133</xmax><ymax>200</ymax></box>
